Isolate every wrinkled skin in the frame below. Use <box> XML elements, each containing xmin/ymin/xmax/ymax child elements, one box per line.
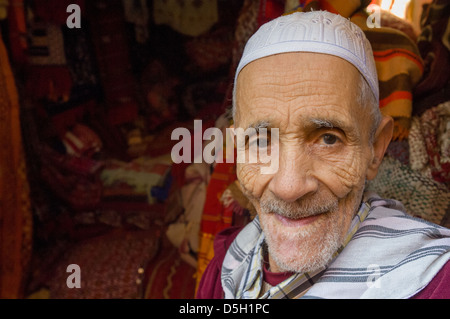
<box><xmin>233</xmin><ymin>52</ymin><xmax>393</xmax><ymax>274</ymax></box>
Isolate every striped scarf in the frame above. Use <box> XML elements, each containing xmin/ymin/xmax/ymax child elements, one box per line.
<box><xmin>221</xmin><ymin>193</ymin><xmax>450</xmax><ymax>299</ymax></box>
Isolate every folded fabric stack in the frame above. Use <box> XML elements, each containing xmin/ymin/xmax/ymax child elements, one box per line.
<box><xmin>39</xmin><ymin>124</ymin><xmax>105</xmax><ymax>211</ymax></box>
<box><xmin>100</xmin><ymin>155</ymin><xmax>172</xmax><ymax>206</ymax></box>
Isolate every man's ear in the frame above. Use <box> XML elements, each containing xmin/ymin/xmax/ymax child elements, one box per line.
<box><xmin>366</xmin><ymin>115</ymin><xmax>394</xmax><ymax>181</ymax></box>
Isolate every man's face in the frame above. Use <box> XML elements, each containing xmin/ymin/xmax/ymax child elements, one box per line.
<box><xmin>234</xmin><ymin>52</ymin><xmax>378</xmax><ymax>273</ymax></box>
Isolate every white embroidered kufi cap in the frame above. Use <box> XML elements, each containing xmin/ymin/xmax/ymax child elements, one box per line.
<box><xmin>235</xmin><ymin>11</ymin><xmax>379</xmax><ymax>103</ymax></box>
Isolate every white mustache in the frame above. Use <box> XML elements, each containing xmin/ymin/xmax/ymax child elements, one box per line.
<box><xmin>260</xmin><ymin>197</ymin><xmax>339</xmax><ymax>219</ymax></box>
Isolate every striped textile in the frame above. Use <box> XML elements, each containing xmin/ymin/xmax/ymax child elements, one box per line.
<box><xmin>363</xmin><ymin>28</ymin><xmax>424</xmax><ymax>120</ymax></box>
<box><xmin>345</xmin><ymin>6</ymin><xmax>424</xmax><ymax>140</ymax></box>
<box><xmin>221</xmin><ymin>193</ymin><xmax>450</xmax><ymax>299</ymax></box>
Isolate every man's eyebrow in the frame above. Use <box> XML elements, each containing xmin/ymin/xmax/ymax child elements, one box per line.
<box><xmin>247</xmin><ymin>120</ymin><xmax>272</xmax><ymax>131</ymax></box>
<box><xmin>308</xmin><ymin>118</ymin><xmax>350</xmax><ymax>131</ymax></box>
<box><xmin>239</xmin><ymin>121</ymin><xmax>272</xmax><ymax>142</ymax></box>
<box><xmin>308</xmin><ymin>117</ymin><xmax>362</xmax><ymax>142</ymax></box>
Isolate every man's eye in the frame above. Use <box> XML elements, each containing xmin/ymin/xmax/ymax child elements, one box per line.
<box><xmin>258</xmin><ymin>138</ymin><xmax>269</xmax><ymax>147</ymax></box>
<box><xmin>249</xmin><ymin>137</ymin><xmax>269</xmax><ymax>148</ymax></box>
<box><xmin>322</xmin><ymin>134</ymin><xmax>338</xmax><ymax>145</ymax></box>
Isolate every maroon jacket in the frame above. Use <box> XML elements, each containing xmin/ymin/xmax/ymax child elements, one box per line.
<box><xmin>196</xmin><ymin>226</ymin><xmax>450</xmax><ymax>299</ymax></box>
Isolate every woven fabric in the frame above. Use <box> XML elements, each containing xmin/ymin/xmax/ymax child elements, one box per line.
<box><xmin>409</xmin><ymin>116</ymin><xmax>429</xmax><ymax>170</ymax></box>
<box><xmin>351</xmin><ymin>9</ymin><xmax>424</xmax><ymax>140</ymax></box>
<box><xmin>407</xmin><ymin>101</ymin><xmax>450</xmax><ymax>186</ymax></box>
<box><xmin>366</xmin><ymin>156</ymin><xmax>450</xmax><ymax>226</ymax></box>
<box><xmin>363</xmin><ymin>28</ymin><xmax>424</xmax><ymax>119</ymax></box>
<box><xmin>420</xmin><ymin>101</ymin><xmax>450</xmax><ymax>185</ymax></box>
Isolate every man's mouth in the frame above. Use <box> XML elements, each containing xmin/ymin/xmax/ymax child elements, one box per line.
<box><xmin>273</xmin><ymin>212</ymin><xmax>323</xmax><ymax>227</ymax></box>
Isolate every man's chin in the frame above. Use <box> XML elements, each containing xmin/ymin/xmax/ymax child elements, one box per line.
<box><xmin>262</xmin><ymin>213</ymin><xmax>342</xmax><ymax>273</ymax></box>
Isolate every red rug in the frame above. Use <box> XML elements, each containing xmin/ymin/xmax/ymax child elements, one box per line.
<box><xmin>41</xmin><ymin>228</ymin><xmax>160</xmax><ymax>299</ymax></box>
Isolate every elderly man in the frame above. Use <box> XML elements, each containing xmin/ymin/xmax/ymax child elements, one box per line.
<box><xmin>196</xmin><ymin>11</ymin><xmax>450</xmax><ymax>299</ymax></box>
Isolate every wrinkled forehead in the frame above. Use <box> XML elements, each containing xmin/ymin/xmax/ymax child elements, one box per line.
<box><xmin>235</xmin><ymin>52</ymin><xmax>361</xmax><ymax>115</ymax></box>
<box><xmin>236</xmin><ymin>50</ymin><xmax>361</xmax><ymax>86</ymax></box>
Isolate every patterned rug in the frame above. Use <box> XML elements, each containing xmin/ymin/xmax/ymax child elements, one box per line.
<box><xmin>29</xmin><ymin>228</ymin><xmax>161</xmax><ymax>299</ymax></box>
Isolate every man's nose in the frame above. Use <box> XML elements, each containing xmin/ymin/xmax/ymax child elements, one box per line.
<box><xmin>268</xmin><ymin>148</ymin><xmax>318</xmax><ymax>203</ymax></box>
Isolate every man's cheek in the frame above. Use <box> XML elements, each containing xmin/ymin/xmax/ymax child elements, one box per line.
<box><xmin>318</xmin><ymin>157</ymin><xmax>366</xmax><ymax>199</ymax></box>
<box><xmin>237</xmin><ymin>163</ymin><xmax>267</xmax><ymax>199</ymax></box>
